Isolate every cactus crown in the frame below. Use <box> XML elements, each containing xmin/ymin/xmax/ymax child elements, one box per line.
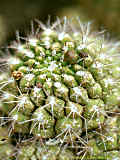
<box><xmin>0</xmin><ymin>17</ymin><xmax>120</xmax><ymax>159</ymax></box>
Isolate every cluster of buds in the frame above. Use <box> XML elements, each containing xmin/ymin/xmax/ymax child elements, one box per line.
<box><xmin>0</xmin><ymin>17</ymin><xmax>120</xmax><ymax>159</ymax></box>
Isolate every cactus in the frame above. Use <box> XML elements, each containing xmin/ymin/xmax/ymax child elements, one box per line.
<box><xmin>0</xmin><ymin>17</ymin><xmax>120</xmax><ymax>159</ymax></box>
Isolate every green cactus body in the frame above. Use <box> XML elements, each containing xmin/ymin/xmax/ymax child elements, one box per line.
<box><xmin>0</xmin><ymin>17</ymin><xmax>120</xmax><ymax>159</ymax></box>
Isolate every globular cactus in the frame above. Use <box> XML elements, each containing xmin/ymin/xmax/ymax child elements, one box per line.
<box><xmin>0</xmin><ymin>17</ymin><xmax>120</xmax><ymax>160</ymax></box>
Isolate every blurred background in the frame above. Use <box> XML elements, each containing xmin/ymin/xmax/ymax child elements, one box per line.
<box><xmin>0</xmin><ymin>0</ymin><xmax>120</xmax><ymax>45</ymax></box>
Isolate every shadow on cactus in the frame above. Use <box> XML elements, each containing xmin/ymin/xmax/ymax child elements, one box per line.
<box><xmin>0</xmin><ymin>17</ymin><xmax>120</xmax><ymax>159</ymax></box>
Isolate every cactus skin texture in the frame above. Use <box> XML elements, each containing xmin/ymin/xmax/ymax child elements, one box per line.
<box><xmin>0</xmin><ymin>17</ymin><xmax>120</xmax><ymax>159</ymax></box>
